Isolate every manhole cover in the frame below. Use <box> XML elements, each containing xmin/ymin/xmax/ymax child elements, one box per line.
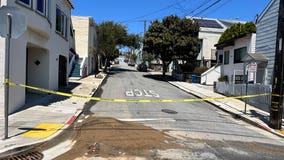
<box><xmin>1</xmin><ymin>151</ymin><xmax>43</xmax><ymax>160</ymax></box>
<box><xmin>161</xmin><ymin>109</ymin><xmax>178</xmax><ymax>114</ymax></box>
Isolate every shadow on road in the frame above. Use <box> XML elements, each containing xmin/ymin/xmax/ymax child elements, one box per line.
<box><xmin>108</xmin><ymin>66</ymin><xmax>137</xmax><ymax>75</ymax></box>
<box><xmin>143</xmin><ymin>74</ymin><xmax>178</xmax><ymax>82</ymax></box>
<box><xmin>249</xmin><ymin>109</ymin><xmax>269</xmax><ymax>124</ymax></box>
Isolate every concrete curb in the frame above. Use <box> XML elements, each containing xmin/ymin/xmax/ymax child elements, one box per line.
<box><xmin>168</xmin><ymin>81</ymin><xmax>284</xmax><ymax>139</ymax></box>
<box><xmin>0</xmin><ymin>72</ymin><xmax>109</xmax><ymax>157</ymax></box>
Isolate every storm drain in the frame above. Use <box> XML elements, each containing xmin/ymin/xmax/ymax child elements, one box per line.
<box><xmin>1</xmin><ymin>151</ymin><xmax>43</xmax><ymax>160</ymax></box>
<box><xmin>161</xmin><ymin>109</ymin><xmax>178</xmax><ymax>114</ymax></box>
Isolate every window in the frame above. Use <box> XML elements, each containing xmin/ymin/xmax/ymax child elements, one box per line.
<box><xmin>234</xmin><ymin>47</ymin><xmax>247</xmax><ymax>63</ymax></box>
<box><xmin>235</xmin><ymin>75</ymin><xmax>245</xmax><ymax>84</ymax></box>
<box><xmin>56</xmin><ymin>7</ymin><xmax>68</xmax><ymax>38</ymax></box>
<box><xmin>224</xmin><ymin>50</ymin><xmax>230</xmax><ymax>64</ymax></box>
<box><xmin>36</xmin><ymin>0</ymin><xmax>45</xmax><ymax>14</ymax></box>
<box><xmin>18</xmin><ymin>0</ymin><xmax>32</xmax><ymax>7</ymax></box>
<box><xmin>218</xmin><ymin>54</ymin><xmax>223</xmax><ymax>64</ymax></box>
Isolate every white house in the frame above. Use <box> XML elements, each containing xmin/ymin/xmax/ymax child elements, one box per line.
<box><xmin>190</xmin><ymin>17</ymin><xmax>244</xmax><ymax>68</ymax></box>
<box><xmin>71</xmin><ymin>16</ymin><xmax>98</xmax><ymax>77</ymax></box>
<box><xmin>215</xmin><ymin>33</ymin><xmax>258</xmax><ymax>84</ymax></box>
<box><xmin>0</xmin><ymin>0</ymin><xmax>74</xmax><ymax>114</ymax></box>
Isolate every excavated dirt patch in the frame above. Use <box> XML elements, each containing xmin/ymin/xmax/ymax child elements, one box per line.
<box><xmin>55</xmin><ymin>116</ymin><xmax>184</xmax><ymax>159</ymax></box>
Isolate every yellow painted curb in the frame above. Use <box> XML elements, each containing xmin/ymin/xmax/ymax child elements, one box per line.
<box><xmin>22</xmin><ymin>123</ymin><xmax>64</xmax><ymax>139</ymax></box>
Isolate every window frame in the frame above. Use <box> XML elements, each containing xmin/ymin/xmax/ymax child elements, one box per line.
<box><xmin>56</xmin><ymin>7</ymin><xmax>68</xmax><ymax>39</ymax></box>
<box><xmin>36</xmin><ymin>0</ymin><xmax>46</xmax><ymax>15</ymax></box>
<box><xmin>17</xmin><ymin>0</ymin><xmax>32</xmax><ymax>8</ymax></box>
<box><xmin>235</xmin><ymin>75</ymin><xmax>245</xmax><ymax>84</ymax></box>
<box><xmin>234</xmin><ymin>47</ymin><xmax>247</xmax><ymax>64</ymax></box>
<box><xmin>224</xmin><ymin>50</ymin><xmax>230</xmax><ymax>65</ymax></box>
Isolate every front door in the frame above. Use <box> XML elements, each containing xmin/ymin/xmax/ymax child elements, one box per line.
<box><xmin>58</xmin><ymin>55</ymin><xmax>67</xmax><ymax>87</ymax></box>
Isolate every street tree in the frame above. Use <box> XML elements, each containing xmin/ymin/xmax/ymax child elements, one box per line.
<box><xmin>96</xmin><ymin>21</ymin><xmax>142</xmax><ymax>71</ymax></box>
<box><xmin>96</xmin><ymin>21</ymin><xmax>126</xmax><ymax>62</ymax></box>
<box><xmin>143</xmin><ymin>15</ymin><xmax>199</xmax><ymax>76</ymax></box>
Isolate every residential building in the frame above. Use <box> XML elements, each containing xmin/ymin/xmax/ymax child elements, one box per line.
<box><xmin>0</xmin><ymin>0</ymin><xmax>74</xmax><ymax>114</ymax></box>
<box><xmin>71</xmin><ymin>16</ymin><xmax>98</xmax><ymax>78</ymax></box>
<box><xmin>215</xmin><ymin>33</ymin><xmax>257</xmax><ymax>84</ymax></box>
<box><xmin>190</xmin><ymin>17</ymin><xmax>244</xmax><ymax>68</ymax></box>
<box><xmin>256</xmin><ymin>0</ymin><xmax>280</xmax><ymax>85</ymax></box>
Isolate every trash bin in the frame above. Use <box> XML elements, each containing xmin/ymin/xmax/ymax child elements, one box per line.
<box><xmin>192</xmin><ymin>74</ymin><xmax>196</xmax><ymax>83</ymax></box>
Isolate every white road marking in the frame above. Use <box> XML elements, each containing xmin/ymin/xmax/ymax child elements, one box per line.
<box><xmin>126</xmin><ymin>90</ymin><xmax>134</xmax><ymax>97</ymax></box>
<box><xmin>134</xmin><ymin>89</ymin><xmax>143</xmax><ymax>96</ymax></box>
<box><xmin>125</xmin><ymin>89</ymin><xmax>160</xmax><ymax>98</ymax></box>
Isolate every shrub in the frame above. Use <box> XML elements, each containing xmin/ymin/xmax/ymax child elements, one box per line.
<box><xmin>193</xmin><ymin>66</ymin><xmax>208</xmax><ymax>75</ymax></box>
<box><xmin>218</xmin><ymin>75</ymin><xmax>228</xmax><ymax>82</ymax></box>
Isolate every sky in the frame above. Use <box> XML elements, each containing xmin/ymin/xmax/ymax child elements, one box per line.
<box><xmin>71</xmin><ymin>0</ymin><xmax>271</xmax><ymax>35</ymax></box>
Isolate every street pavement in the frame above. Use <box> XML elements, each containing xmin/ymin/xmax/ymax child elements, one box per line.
<box><xmin>0</xmin><ymin>72</ymin><xmax>107</xmax><ymax>157</ymax></box>
<box><xmin>0</xmin><ymin>67</ymin><xmax>284</xmax><ymax>157</ymax></box>
<box><xmin>166</xmin><ymin>77</ymin><xmax>284</xmax><ymax>138</ymax></box>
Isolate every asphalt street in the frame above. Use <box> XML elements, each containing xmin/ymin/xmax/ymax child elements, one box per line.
<box><xmin>88</xmin><ymin>62</ymin><xmax>284</xmax><ymax>160</ymax></box>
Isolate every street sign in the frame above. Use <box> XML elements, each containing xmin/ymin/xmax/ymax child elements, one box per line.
<box><xmin>0</xmin><ymin>6</ymin><xmax>26</xmax><ymax>140</ymax></box>
<box><xmin>0</xmin><ymin>6</ymin><xmax>27</xmax><ymax>39</ymax></box>
<box><xmin>248</xmin><ymin>63</ymin><xmax>257</xmax><ymax>72</ymax></box>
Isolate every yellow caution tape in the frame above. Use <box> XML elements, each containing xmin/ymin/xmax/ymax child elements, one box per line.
<box><xmin>6</xmin><ymin>81</ymin><xmax>269</xmax><ymax>103</ymax></box>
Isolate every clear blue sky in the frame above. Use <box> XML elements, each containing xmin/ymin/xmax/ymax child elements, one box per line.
<box><xmin>71</xmin><ymin>0</ymin><xmax>271</xmax><ymax>35</ymax></box>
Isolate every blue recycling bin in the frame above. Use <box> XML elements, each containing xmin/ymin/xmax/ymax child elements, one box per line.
<box><xmin>192</xmin><ymin>74</ymin><xmax>196</xmax><ymax>83</ymax></box>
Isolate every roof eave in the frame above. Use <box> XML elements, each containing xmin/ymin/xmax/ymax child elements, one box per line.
<box><xmin>257</xmin><ymin>0</ymin><xmax>276</xmax><ymax>23</ymax></box>
<box><xmin>66</xmin><ymin>0</ymin><xmax>74</xmax><ymax>9</ymax></box>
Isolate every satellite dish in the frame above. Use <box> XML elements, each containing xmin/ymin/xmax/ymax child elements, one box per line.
<box><xmin>0</xmin><ymin>6</ymin><xmax>27</xmax><ymax>39</ymax></box>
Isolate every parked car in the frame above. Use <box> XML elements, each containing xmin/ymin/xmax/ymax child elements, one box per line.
<box><xmin>114</xmin><ymin>59</ymin><xmax>119</xmax><ymax>64</ymax></box>
<box><xmin>128</xmin><ymin>61</ymin><xmax>135</xmax><ymax>66</ymax></box>
<box><xmin>137</xmin><ymin>63</ymin><xmax>147</xmax><ymax>72</ymax></box>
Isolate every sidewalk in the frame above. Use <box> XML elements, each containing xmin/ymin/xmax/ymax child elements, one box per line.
<box><xmin>0</xmin><ymin>72</ymin><xmax>107</xmax><ymax>156</ymax></box>
<box><xmin>168</xmin><ymin>81</ymin><xmax>284</xmax><ymax>138</ymax></box>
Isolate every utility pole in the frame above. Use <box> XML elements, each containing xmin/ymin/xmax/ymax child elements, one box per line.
<box><xmin>270</xmin><ymin>0</ymin><xmax>284</xmax><ymax>130</ymax></box>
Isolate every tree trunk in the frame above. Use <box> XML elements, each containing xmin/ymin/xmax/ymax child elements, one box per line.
<box><xmin>162</xmin><ymin>60</ymin><xmax>168</xmax><ymax>77</ymax></box>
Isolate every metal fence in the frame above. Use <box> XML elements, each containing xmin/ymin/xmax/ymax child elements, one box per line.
<box><xmin>216</xmin><ymin>82</ymin><xmax>272</xmax><ymax>113</ymax></box>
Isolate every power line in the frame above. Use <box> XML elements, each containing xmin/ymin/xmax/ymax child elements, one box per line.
<box><xmin>193</xmin><ymin>0</ymin><xmax>222</xmax><ymax>17</ymax></box>
<box><xmin>119</xmin><ymin>0</ymin><xmax>187</xmax><ymax>23</ymax></box>
<box><xmin>183</xmin><ymin>0</ymin><xmax>213</xmax><ymax>16</ymax></box>
<box><xmin>203</xmin><ymin>0</ymin><xmax>232</xmax><ymax>17</ymax></box>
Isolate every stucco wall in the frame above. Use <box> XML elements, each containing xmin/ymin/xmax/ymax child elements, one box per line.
<box><xmin>199</xmin><ymin>31</ymin><xmax>222</xmax><ymax>60</ymax></box>
<box><xmin>72</xmin><ymin>16</ymin><xmax>90</xmax><ymax>57</ymax></box>
<box><xmin>0</xmin><ymin>0</ymin><xmax>72</xmax><ymax>113</ymax></box>
<box><xmin>72</xmin><ymin>16</ymin><xmax>98</xmax><ymax>74</ymax></box>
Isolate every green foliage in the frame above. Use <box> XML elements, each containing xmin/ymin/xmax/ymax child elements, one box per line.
<box><xmin>193</xmin><ymin>66</ymin><xmax>208</xmax><ymax>75</ymax></box>
<box><xmin>142</xmin><ymin>53</ymin><xmax>155</xmax><ymax>63</ymax></box>
<box><xmin>96</xmin><ymin>21</ymin><xmax>142</xmax><ymax>61</ymax></box>
<box><xmin>143</xmin><ymin>15</ymin><xmax>199</xmax><ymax>75</ymax></box>
<box><xmin>218</xmin><ymin>75</ymin><xmax>228</xmax><ymax>82</ymax></box>
<box><xmin>218</xmin><ymin>22</ymin><xmax>256</xmax><ymax>44</ymax></box>
<box><xmin>125</xmin><ymin>34</ymin><xmax>141</xmax><ymax>50</ymax></box>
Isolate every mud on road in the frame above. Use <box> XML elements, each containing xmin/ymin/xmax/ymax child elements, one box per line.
<box><xmin>55</xmin><ymin>116</ymin><xmax>185</xmax><ymax>159</ymax></box>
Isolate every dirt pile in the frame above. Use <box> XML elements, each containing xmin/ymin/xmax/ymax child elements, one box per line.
<box><xmin>55</xmin><ymin>116</ymin><xmax>182</xmax><ymax>159</ymax></box>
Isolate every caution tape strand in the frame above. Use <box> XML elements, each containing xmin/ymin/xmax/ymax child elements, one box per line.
<box><xmin>5</xmin><ymin>81</ymin><xmax>269</xmax><ymax>103</ymax></box>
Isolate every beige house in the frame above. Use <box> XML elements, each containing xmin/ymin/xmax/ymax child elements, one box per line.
<box><xmin>0</xmin><ymin>0</ymin><xmax>74</xmax><ymax>114</ymax></box>
<box><xmin>70</xmin><ymin>16</ymin><xmax>98</xmax><ymax>77</ymax></box>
